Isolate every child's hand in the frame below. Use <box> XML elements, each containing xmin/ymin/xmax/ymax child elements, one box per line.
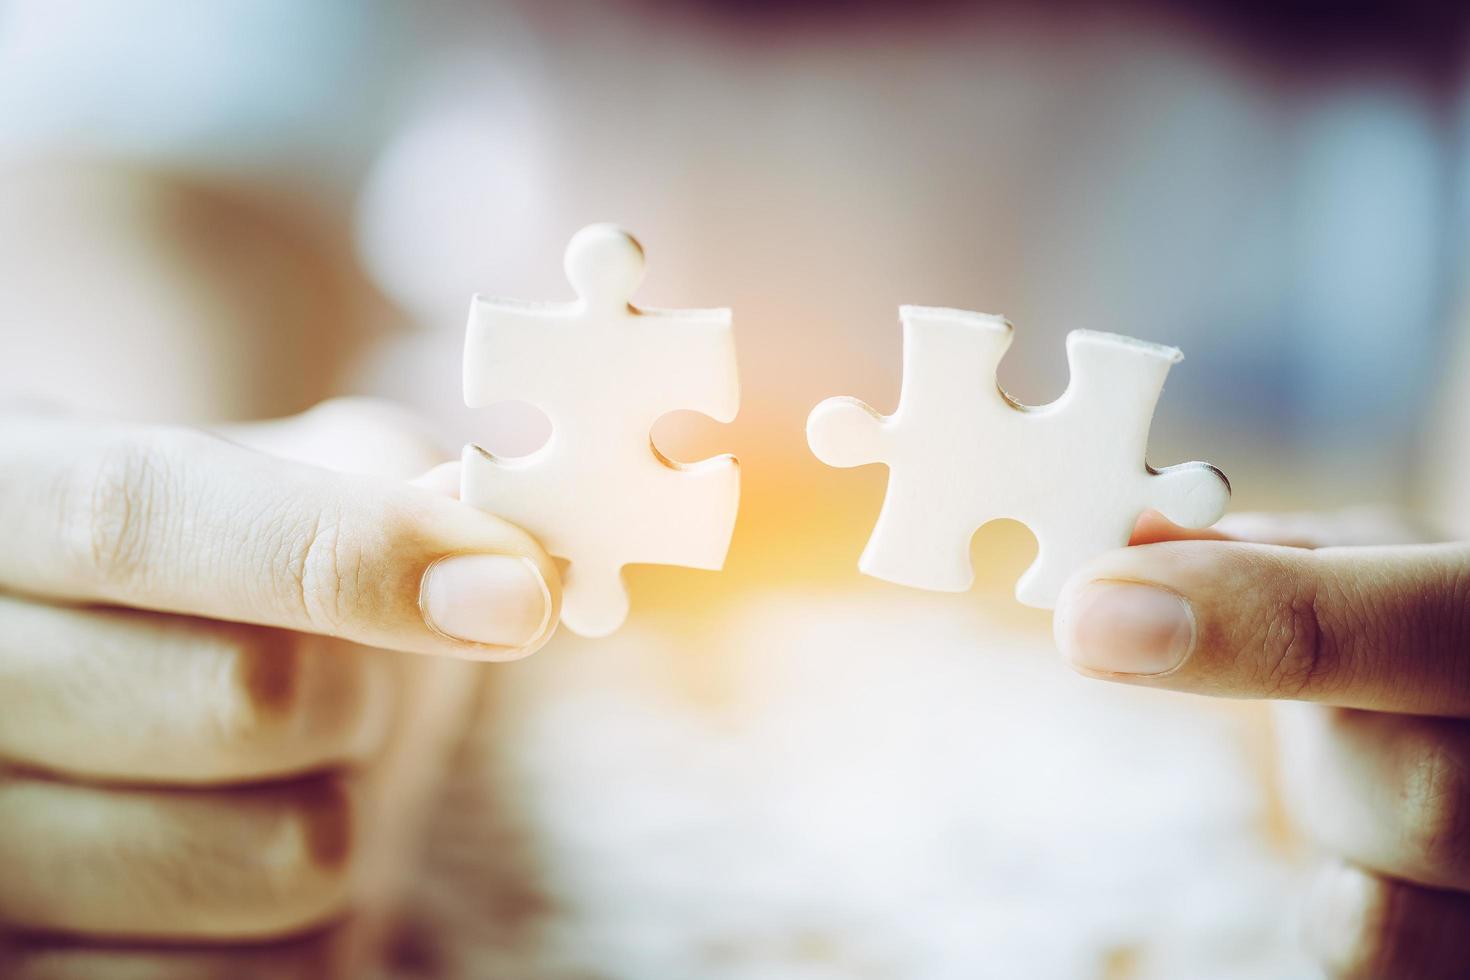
<box><xmin>0</xmin><ymin>400</ymin><xmax>559</xmax><ymax>943</ymax></box>
<box><xmin>1055</xmin><ymin>509</ymin><xmax>1470</xmax><ymax>978</ymax></box>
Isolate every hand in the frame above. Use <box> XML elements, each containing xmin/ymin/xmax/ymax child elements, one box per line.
<box><xmin>1054</xmin><ymin>509</ymin><xmax>1470</xmax><ymax>978</ymax></box>
<box><xmin>0</xmin><ymin>399</ymin><xmax>560</xmax><ymax>954</ymax></box>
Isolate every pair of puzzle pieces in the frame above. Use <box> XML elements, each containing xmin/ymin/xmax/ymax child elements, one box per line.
<box><xmin>461</xmin><ymin>225</ymin><xmax>1228</xmax><ymax>636</ymax></box>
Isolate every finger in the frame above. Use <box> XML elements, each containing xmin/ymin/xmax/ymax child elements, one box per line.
<box><xmin>410</xmin><ymin>461</ymin><xmax>462</xmax><ymax>499</ymax></box>
<box><xmin>1053</xmin><ymin>538</ymin><xmax>1470</xmax><ymax>716</ymax></box>
<box><xmin>0</xmin><ymin>594</ymin><xmax>391</xmax><ymax>784</ymax></box>
<box><xmin>0</xmin><ymin>414</ymin><xmax>559</xmax><ymax>660</ymax></box>
<box><xmin>1128</xmin><ymin>507</ymin><xmax>1430</xmax><ymax>549</ymax></box>
<box><xmin>1127</xmin><ymin>510</ymin><xmax>1233</xmax><ymax>546</ymax></box>
<box><xmin>1277</xmin><ymin>705</ymin><xmax>1470</xmax><ymax>891</ymax></box>
<box><xmin>0</xmin><ymin>773</ymin><xmax>359</xmax><ymax>941</ymax></box>
<box><xmin>1301</xmin><ymin>861</ymin><xmax>1470</xmax><ymax>979</ymax></box>
<box><xmin>217</xmin><ymin>397</ymin><xmax>451</xmax><ymax>480</ymax></box>
<box><xmin>0</xmin><ymin>928</ymin><xmax>346</xmax><ymax>980</ymax></box>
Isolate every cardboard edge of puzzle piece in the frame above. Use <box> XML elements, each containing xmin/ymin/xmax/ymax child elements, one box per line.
<box><xmin>460</xmin><ymin>224</ymin><xmax>740</xmax><ymax>637</ymax></box>
<box><xmin>808</xmin><ymin>306</ymin><xmax>1229</xmax><ymax>609</ymax></box>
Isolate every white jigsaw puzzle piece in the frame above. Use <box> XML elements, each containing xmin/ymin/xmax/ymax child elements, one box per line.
<box><xmin>807</xmin><ymin>306</ymin><xmax>1229</xmax><ymax>608</ymax></box>
<box><xmin>462</xmin><ymin>224</ymin><xmax>739</xmax><ymax>637</ymax></box>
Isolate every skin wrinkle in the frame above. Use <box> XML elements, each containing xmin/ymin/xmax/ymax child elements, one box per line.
<box><xmin>1239</xmin><ymin>551</ymin><xmax>1331</xmax><ymax>702</ymax></box>
<box><xmin>298</xmin><ymin>511</ymin><xmax>342</xmax><ymax>635</ymax></box>
<box><xmin>342</xmin><ymin>535</ymin><xmax>370</xmax><ymax>634</ymax></box>
<box><xmin>241</xmin><ymin>470</ymin><xmax>304</xmax><ymax>625</ymax></box>
<box><xmin>349</xmin><ymin>501</ymin><xmax>407</xmax><ymax>634</ymax></box>
<box><xmin>1278</xmin><ymin>592</ymin><xmax>1326</xmax><ymax>701</ymax></box>
<box><xmin>81</xmin><ymin>438</ymin><xmax>159</xmax><ymax>595</ymax></box>
<box><xmin>1302</xmin><ymin>560</ymin><xmax>1344</xmax><ymax>701</ymax></box>
<box><xmin>258</xmin><ymin>476</ymin><xmax>327</xmax><ymax>637</ymax></box>
<box><xmin>322</xmin><ymin>507</ymin><xmax>361</xmax><ymax>640</ymax></box>
<box><xmin>141</xmin><ymin>435</ymin><xmax>189</xmax><ymax>603</ymax></box>
<box><xmin>278</xmin><ymin>504</ymin><xmax>326</xmax><ymax>634</ymax></box>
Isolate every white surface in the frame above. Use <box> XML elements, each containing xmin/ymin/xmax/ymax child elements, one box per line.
<box><xmin>414</xmin><ymin>591</ymin><xmax>1315</xmax><ymax>979</ymax></box>
<box><xmin>808</xmin><ymin>307</ymin><xmax>1230</xmax><ymax>607</ymax></box>
<box><xmin>461</xmin><ymin>224</ymin><xmax>740</xmax><ymax>636</ymax></box>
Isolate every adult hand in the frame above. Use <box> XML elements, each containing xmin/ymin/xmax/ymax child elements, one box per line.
<box><xmin>0</xmin><ymin>399</ymin><xmax>560</xmax><ymax>946</ymax></box>
<box><xmin>1055</xmin><ymin>509</ymin><xmax>1470</xmax><ymax>979</ymax></box>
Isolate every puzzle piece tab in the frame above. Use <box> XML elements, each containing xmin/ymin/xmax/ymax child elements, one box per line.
<box><xmin>807</xmin><ymin>306</ymin><xmax>1229</xmax><ymax>608</ymax></box>
<box><xmin>461</xmin><ymin>224</ymin><xmax>739</xmax><ymax>637</ymax></box>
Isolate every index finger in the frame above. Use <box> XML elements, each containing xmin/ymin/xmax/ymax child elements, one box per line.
<box><xmin>1053</xmin><ymin>535</ymin><xmax>1470</xmax><ymax>717</ymax></box>
<box><xmin>0</xmin><ymin>413</ymin><xmax>560</xmax><ymax>660</ymax></box>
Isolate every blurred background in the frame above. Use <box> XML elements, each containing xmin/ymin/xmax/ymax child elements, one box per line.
<box><xmin>4</xmin><ymin>0</ymin><xmax>1470</xmax><ymax>976</ymax></box>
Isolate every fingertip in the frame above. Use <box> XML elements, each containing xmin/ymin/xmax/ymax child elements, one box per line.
<box><xmin>418</xmin><ymin>553</ymin><xmax>559</xmax><ymax>656</ymax></box>
<box><xmin>1052</xmin><ymin>577</ymin><xmax>1197</xmax><ymax>679</ymax></box>
<box><xmin>394</xmin><ymin>478</ymin><xmax>565</xmax><ymax>659</ymax></box>
<box><xmin>407</xmin><ymin>461</ymin><xmax>565</xmax><ymax>624</ymax></box>
<box><xmin>1054</xmin><ymin>535</ymin><xmax>1258</xmax><ymax>686</ymax></box>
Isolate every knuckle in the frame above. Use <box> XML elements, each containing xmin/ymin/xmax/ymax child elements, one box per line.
<box><xmin>259</xmin><ymin>500</ymin><xmax>360</xmax><ymax>637</ymax></box>
<box><xmin>231</xmin><ymin>777</ymin><xmax>357</xmax><ymax>937</ymax></box>
<box><xmin>213</xmin><ymin>628</ymin><xmax>384</xmax><ymax>763</ymax></box>
<box><xmin>1400</xmin><ymin>738</ymin><xmax>1470</xmax><ymax>880</ymax></box>
<box><xmin>291</xmin><ymin>510</ymin><xmax>350</xmax><ymax>633</ymax></box>
<box><xmin>1254</xmin><ymin>561</ymin><xmax>1339</xmax><ymax>700</ymax></box>
<box><xmin>271</xmin><ymin>776</ymin><xmax>357</xmax><ymax>884</ymax></box>
<box><xmin>62</xmin><ymin>428</ymin><xmax>196</xmax><ymax>590</ymax></box>
<box><xmin>282</xmin><ymin>502</ymin><xmax>410</xmax><ymax>637</ymax></box>
<box><xmin>212</xmin><ymin>626</ymin><xmax>306</xmax><ymax>741</ymax></box>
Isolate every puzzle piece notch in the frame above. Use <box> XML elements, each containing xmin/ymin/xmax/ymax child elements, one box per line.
<box><xmin>807</xmin><ymin>305</ymin><xmax>1229</xmax><ymax>608</ymax></box>
<box><xmin>461</xmin><ymin>225</ymin><xmax>740</xmax><ymax>637</ymax></box>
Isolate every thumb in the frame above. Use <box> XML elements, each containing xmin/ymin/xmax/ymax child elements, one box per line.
<box><xmin>0</xmin><ymin>413</ymin><xmax>560</xmax><ymax>660</ymax></box>
<box><xmin>1053</xmin><ymin>537</ymin><xmax>1470</xmax><ymax>717</ymax></box>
